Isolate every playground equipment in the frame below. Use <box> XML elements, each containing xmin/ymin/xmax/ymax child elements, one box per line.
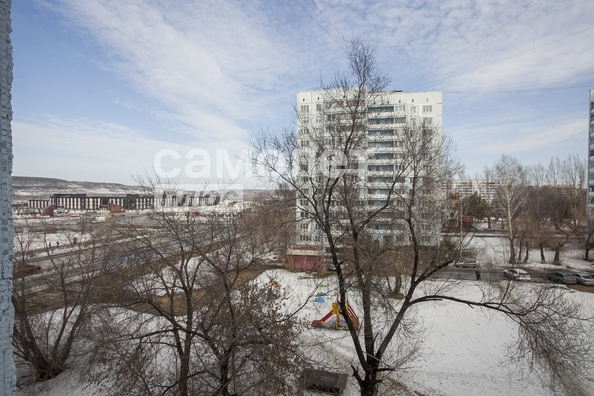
<box><xmin>311</xmin><ymin>301</ymin><xmax>360</xmax><ymax>331</ymax></box>
<box><xmin>314</xmin><ymin>284</ymin><xmax>327</xmax><ymax>303</ymax></box>
<box><xmin>266</xmin><ymin>280</ymin><xmax>282</xmax><ymax>300</ymax></box>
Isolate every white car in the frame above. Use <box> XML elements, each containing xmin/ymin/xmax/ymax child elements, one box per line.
<box><xmin>503</xmin><ymin>268</ymin><xmax>530</xmax><ymax>281</ymax></box>
<box><xmin>573</xmin><ymin>273</ymin><xmax>594</xmax><ymax>286</ymax></box>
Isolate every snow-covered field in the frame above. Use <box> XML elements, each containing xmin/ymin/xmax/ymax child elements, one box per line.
<box><xmin>15</xmin><ymin>236</ymin><xmax>594</xmax><ymax>396</ymax></box>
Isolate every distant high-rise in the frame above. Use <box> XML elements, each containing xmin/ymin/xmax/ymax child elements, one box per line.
<box><xmin>0</xmin><ymin>0</ymin><xmax>14</xmax><ymax>394</ymax></box>
<box><xmin>587</xmin><ymin>90</ymin><xmax>594</xmax><ymax>214</ymax></box>
<box><xmin>295</xmin><ymin>89</ymin><xmax>442</xmax><ymax>247</ymax></box>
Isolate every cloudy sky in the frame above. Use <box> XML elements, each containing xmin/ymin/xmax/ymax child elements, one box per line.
<box><xmin>11</xmin><ymin>0</ymin><xmax>594</xmax><ymax>186</ymax></box>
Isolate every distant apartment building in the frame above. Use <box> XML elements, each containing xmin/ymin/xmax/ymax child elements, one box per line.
<box><xmin>448</xmin><ymin>179</ymin><xmax>498</xmax><ymax>204</ymax></box>
<box><xmin>295</xmin><ymin>89</ymin><xmax>442</xmax><ymax>247</ymax></box>
<box><xmin>28</xmin><ymin>193</ymin><xmax>155</xmax><ymax>211</ymax></box>
<box><xmin>587</xmin><ymin>90</ymin><xmax>594</xmax><ymax>214</ymax></box>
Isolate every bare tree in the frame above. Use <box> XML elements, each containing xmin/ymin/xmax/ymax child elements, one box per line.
<box><xmin>489</xmin><ymin>155</ymin><xmax>529</xmax><ymax>264</ymax></box>
<box><xmin>252</xmin><ymin>39</ymin><xmax>594</xmax><ymax>396</ymax></box>
<box><xmin>12</xmin><ymin>219</ymin><xmax>111</xmax><ymax>383</ymax></box>
<box><xmin>89</xmin><ymin>191</ymin><xmax>304</xmax><ymax>396</ymax></box>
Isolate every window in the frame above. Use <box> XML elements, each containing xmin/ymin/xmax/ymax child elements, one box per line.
<box><xmin>368</xmin><ymin>153</ymin><xmax>395</xmax><ymax>160</ymax></box>
<box><xmin>423</xmin><ymin>118</ymin><xmax>432</xmax><ymax>125</ymax></box>
<box><xmin>316</xmin><ymin>104</ymin><xmax>322</xmax><ymax>111</ymax></box>
<box><xmin>369</xmin><ymin>106</ymin><xmax>394</xmax><ymax>113</ymax></box>
<box><xmin>394</xmin><ymin>117</ymin><xmax>406</xmax><ymax>124</ymax></box>
<box><xmin>369</xmin><ymin>117</ymin><xmax>394</xmax><ymax>124</ymax></box>
<box><xmin>368</xmin><ymin>141</ymin><xmax>394</xmax><ymax>148</ymax></box>
<box><xmin>409</xmin><ymin>106</ymin><xmax>416</xmax><ymax>114</ymax></box>
<box><xmin>368</xmin><ymin>176</ymin><xmax>393</xmax><ymax>183</ymax></box>
<box><xmin>300</xmin><ymin>105</ymin><xmax>309</xmax><ymax>113</ymax></box>
<box><xmin>367</xmin><ymin>164</ymin><xmax>394</xmax><ymax>172</ymax></box>
<box><xmin>367</xmin><ymin>200</ymin><xmax>388</xmax><ymax>207</ymax></box>
<box><xmin>368</xmin><ymin>129</ymin><xmax>394</xmax><ymax>137</ymax></box>
<box><xmin>422</xmin><ymin>105</ymin><xmax>432</xmax><ymax>112</ymax></box>
<box><xmin>394</xmin><ymin>105</ymin><xmax>405</xmax><ymax>113</ymax></box>
<box><xmin>368</xmin><ymin>188</ymin><xmax>389</xmax><ymax>195</ymax></box>
<box><xmin>300</xmin><ymin>223</ymin><xmax>309</xmax><ymax>230</ymax></box>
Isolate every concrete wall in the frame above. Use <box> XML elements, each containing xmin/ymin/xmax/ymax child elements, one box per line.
<box><xmin>0</xmin><ymin>0</ymin><xmax>14</xmax><ymax>394</ymax></box>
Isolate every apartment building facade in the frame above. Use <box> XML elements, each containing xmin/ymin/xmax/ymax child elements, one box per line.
<box><xmin>0</xmin><ymin>0</ymin><xmax>14</xmax><ymax>394</ymax></box>
<box><xmin>295</xmin><ymin>89</ymin><xmax>442</xmax><ymax>247</ymax></box>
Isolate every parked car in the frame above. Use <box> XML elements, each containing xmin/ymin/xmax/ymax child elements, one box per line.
<box><xmin>13</xmin><ymin>264</ymin><xmax>41</xmax><ymax>277</ymax></box>
<box><xmin>547</xmin><ymin>271</ymin><xmax>577</xmax><ymax>285</ymax></box>
<box><xmin>572</xmin><ymin>273</ymin><xmax>594</xmax><ymax>286</ymax></box>
<box><xmin>453</xmin><ymin>258</ymin><xmax>481</xmax><ymax>268</ymax></box>
<box><xmin>503</xmin><ymin>268</ymin><xmax>531</xmax><ymax>281</ymax></box>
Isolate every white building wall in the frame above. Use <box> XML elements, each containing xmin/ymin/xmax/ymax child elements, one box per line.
<box><xmin>295</xmin><ymin>89</ymin><xmax>442</xmax><ymax>246</ymax></box>
<box><xmin>587</xmin><ymin>90</ymin><xmax>594</xmax><ymax>214</ymax></box>
<box><xmin>0</xmin><ymin>0</ymin><xmax>14</xmax><ymax>394</ymax></box>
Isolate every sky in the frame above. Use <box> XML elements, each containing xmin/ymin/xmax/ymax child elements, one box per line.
<box><xmin>10</xmin><ymin>0</ymin><xmax>594</xmax><ymax>187</ymax></box>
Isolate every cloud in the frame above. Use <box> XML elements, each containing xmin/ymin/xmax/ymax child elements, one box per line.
<box><xmin>50</xmin><ymin>0</ymin><xmax>303</xmax><ymax>141</ymax></box>
<box><xmin>476</xmin><ymin>117</ymin><xmax>586</xmax><ymax>156</ymax></box>
<box><xmin>13</xmin><ymin>115</ymin><xmax>258</xmax><ymax>186</ymax></box>
<box><xmin>22</xmin><ymin>0</ymin><xmax>592</xmax><ymax>183</ymax></box>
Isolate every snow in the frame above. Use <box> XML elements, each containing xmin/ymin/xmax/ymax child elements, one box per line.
<box><xmin>15</xmin><ymin>237</ymin><xmax>594</xmax><ymax>396</ymax></box>
<box><xmin>467</xmin><ymin>234</ymin><xmax>594</xmax><ymax>273</ymax></box>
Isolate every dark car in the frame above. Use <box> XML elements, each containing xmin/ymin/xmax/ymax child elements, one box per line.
<box><xmin>547</xmin><ymin>271</ymin><xmax>577</xmax><ymax>285</ymax></box>
<box><xmin>453</xmin><ymin>258</ymin><xmax>481</xmax><ymax>268</ymax></box>
<box><xmin>13</xmin><ymin>264</ymin><xmax>41</xmax><ymax>277</ymax></box>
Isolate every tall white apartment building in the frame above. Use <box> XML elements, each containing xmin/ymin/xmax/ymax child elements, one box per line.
<box><xmin>587</xmin><ymin>90</ymin><xmax>594</xmax><ymax>214</ymax></box>
<box><xmin>295</xmin><ymin>89</ymin><xmax>442</xmax><ymax>247</ymax></box>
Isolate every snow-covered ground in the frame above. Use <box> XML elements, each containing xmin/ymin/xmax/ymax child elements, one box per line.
<box><xmin>470</xmin><ymin>234</ymin><xmax>594</xmax><ymax>273</ymax></box>
<box><xmin>15</xmin><ymin>235</ymin><xmax>594</xmax><ymax>396</ymax></box>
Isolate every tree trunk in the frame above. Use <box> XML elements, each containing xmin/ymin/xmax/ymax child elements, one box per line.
<box><xmin>357</xmin><ymin>369</ymin><xmax>378</xmax><ymax>396</ymax></box>
<box><xmin>553</xmin><ymin>243</ymin><xmax>563</xmax><ymax>265</ymax></box>
<box><xmin>540</xmin><ymin>243</ymin><xmax>546</xmax><ymax>263</ymax></box>
<box><xmin>389</xmin><ymin>274</ymin><xmax>402</xmax><ymax>296</ymax></box>
<box><xmin>508</xmin><ymin>237</ymin><xmax>515</xmax><ymax>264</ymax></box>
<box><xmin>523</xmin><ymin>241</ymin><xmax>529</xmax><ymax>263</ymax></box>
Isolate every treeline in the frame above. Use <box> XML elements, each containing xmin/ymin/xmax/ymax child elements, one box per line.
<box><xmin>458</xmin><ymin>154</ymin><xmax>589</xmax><ymax>264</ymax></box>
